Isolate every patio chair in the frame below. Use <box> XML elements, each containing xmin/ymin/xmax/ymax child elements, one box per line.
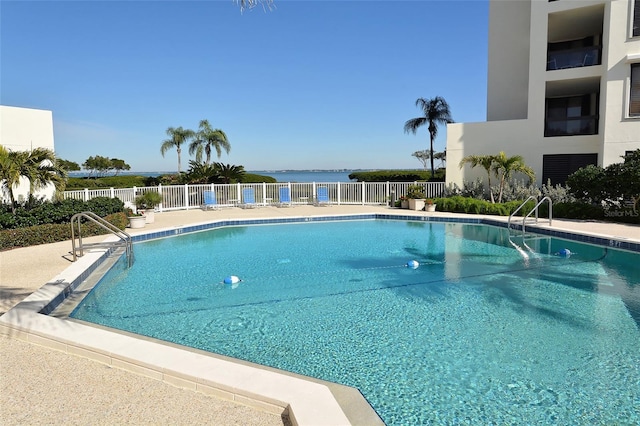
<box><xmin>239</xmin><ymin>187</ymin><xmax>259</xmax><ymax>209</ymax></box>
<box><xmin>202</xmin><ymin>190</ymin><xmax>219</xmax><ymax>210</ymax></box>
<box><xmin>276</xmin><ymin>186</ymin><xmax>293</xmax><ymax>207</ymax></box>
<box><xmin>314</xmin><ymin>186</ymin><xmax>331</xmax><ymax>206</ymax></box>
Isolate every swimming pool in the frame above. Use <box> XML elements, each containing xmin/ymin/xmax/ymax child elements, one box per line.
<box><xmin>70</xmin><ymin>219</ymin><xmax>640</xmax><ymax>424</ymax></box>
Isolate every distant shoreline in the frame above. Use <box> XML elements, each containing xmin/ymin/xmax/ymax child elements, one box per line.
<box><xmin>69</xmin><ymin>169</ymin><xmax>376</xmax><ymax>175</ymax></box>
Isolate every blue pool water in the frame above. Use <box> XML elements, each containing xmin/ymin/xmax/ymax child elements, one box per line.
<box><xmin>71</xmin><ymin>220</ymin><xmax>640</xmax><ymax>425</ymax></box>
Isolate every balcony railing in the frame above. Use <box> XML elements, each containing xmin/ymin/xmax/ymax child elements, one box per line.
<box><xmin>544</xmin><ymin>115</ymin><xmax>598</xmax><ymax>137</ymax></box>
<box><xmin>547</xmin><ymin>46</ymin><xmax>601</xmax><ymax>71</ymax></box>
<box><xmin>63</xmin><ymin>181</ymin><xmax>447</xmax><ymax>212</ymax></box>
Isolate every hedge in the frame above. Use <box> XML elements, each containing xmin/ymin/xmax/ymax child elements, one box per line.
<box><xmin>349</xmin><ymin>169</ymin><xmax>445</xmax><ymax>182</ymax></box>
<box><xmin>0</xmin><ymin>212</ymin><xmax>128</xmax><ymax>250</ymax></box>
<box><xmin>0</xmin><ymin>197</ymin><xmax>124</xmax><ymax>230</ymax></box>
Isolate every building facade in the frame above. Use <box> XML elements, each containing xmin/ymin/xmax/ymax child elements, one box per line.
<box><xmin>447</xmin><ymin>0</ymin><xmax>640</xmax><ymax>188</ymax></box>
<box><xmin>0</xmin><ymin>105</ymin><xmax>57</xmax><ymax>202</ymax></box>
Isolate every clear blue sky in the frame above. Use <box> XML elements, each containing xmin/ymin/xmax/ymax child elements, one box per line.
<box><xmin>1</xmin><ymin>0</ymin><xmax>489</xmax><ymax>172</ymax></box>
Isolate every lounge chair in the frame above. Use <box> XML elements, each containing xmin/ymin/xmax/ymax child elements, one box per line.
<box><xmin>240</xmin><ymin>187</ymin><xmax>259</xmax><ymax>209</ymax></box>
<box><xmin>202</xmin><ymin>190</ymin><xmax>219</xmax><ymax>210</ymax></box>
<box><xmin>276</xmin><ymin>186</ymin><xmax>293</xmax><ymax>207</ymax></box>
<box><xmin>314</xmin><ymin>186</ymin><xmax>331</xmax><ymax>206</ymax></box>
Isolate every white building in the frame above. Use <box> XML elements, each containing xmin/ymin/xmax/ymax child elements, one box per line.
<box><xmin>0</xmin><ymin>105</ymin><xmax>57</xmax><ymax>202</ymax></box>
<box><xmin>447</xmin><ymin>0</ymin><xmax>640</xmax><ymax>188</ymax></box>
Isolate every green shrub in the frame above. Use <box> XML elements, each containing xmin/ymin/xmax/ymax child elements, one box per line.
<box><xmin>407</xmin><ymin>185</ymin><xmax>426</xmax><ymax>199</ymax></box>
<box><xmin>86</xmin><ymin>197</ymin><xmax>125</xmax><ymax>217</ymax></box>
<box><xmin>551</xmin><ymin>202</ymin><xmax>605</xmax><ymax>220</ymax></box>
<box><xmin>349</xmin><ymin>170</ymin><xmax>436</xmax><ymax>182</ymax></box>
<box><xmin>242</xmin><ymin>173</ymin><xmax>277</xmax><ymax>183</ymax></box>
<box><xmin>66</xmin><ymin>175</ymin><xmax>152</xmax><ymax>189</ymax></box>
<box><xmin>134</xmin><ymin>192</ymin><xmax>162</xmax><ymax>209</ymax></box>
<box><xmin>0</xmin><ymin>197</ymin><xmax>124</xmax><ymax>230</ymax></box>
<box><xmin>0</xmin><ymin>212</ymin><xmax>127</xmax><ymax>250</ymax></box>
<box><xmin>434</xmin><ymin>196</ymin><xmax>535</xmax><ymax>217</ymax></box>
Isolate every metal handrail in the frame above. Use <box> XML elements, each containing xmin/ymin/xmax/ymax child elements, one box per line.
<box><xmin>70</xmin><ymin>211</ymin><xmax>133</xmax><ymax>267</ymax></box>
<box><xmin>508</xmin><ymin>196</ymin><xmax>553</xmax><ymax>236</ymax></box>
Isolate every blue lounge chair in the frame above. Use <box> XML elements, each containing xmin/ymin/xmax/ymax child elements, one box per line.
<box><xmin>276</xmin><ymin>186</ymin><xmax>293</xmax><ymax>207</ymax></box>
<box><xmin>202</xmin><ymin>190</ymin><xmax>218</xmax><ymax>210</ymax></box>
<box><xmin>314</xmin><ymin>186</ymin><xmax>331</xmax><ymax>206</ymax></box>
<box><xmin>240</xmin><ymin>187</ymin><xmax>259</xmax><ymax>209</ymax></box>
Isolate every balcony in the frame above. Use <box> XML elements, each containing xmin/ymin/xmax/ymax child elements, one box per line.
<box><xmin>544</xmin><ymin>115</ymin><xmax>598</xmax><ymax>137</ymax></box>
<box><xmin>547</xmin><ymin>46</ymin><xmax>601</xmax><ymax>71</ymax></box>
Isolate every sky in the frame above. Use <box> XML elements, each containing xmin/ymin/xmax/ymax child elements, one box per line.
<box><xmin>1</xmin><ymin>0</ymin><xmax>489</xmax><ymax>172</ymax></box>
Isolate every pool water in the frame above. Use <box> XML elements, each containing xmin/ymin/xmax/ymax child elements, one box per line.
<box><xmin>71</xmin><ymin>220</ymin><xmax>640</xmax><ymax>425</ymax></box>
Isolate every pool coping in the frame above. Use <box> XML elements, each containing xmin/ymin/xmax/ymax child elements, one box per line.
<box><xmin>1</xmin><ymin>212</ymin><xmax>638</xmax><ymax>426</ymax></box>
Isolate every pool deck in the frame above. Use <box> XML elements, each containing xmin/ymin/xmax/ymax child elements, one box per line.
<box><xmin>2</xmin><ymin>205</ymin><xmax>639</xmax><ymax>425</ymax></box>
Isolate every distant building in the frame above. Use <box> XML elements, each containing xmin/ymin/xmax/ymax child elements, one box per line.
<box><xmin>447</xmin><ymin>0</ymin><xmax>640</xmax><ymax>188</ymax></box>
<box><xmin>0</xmin><ymin>105</ymin><xmax>57</xmax><ymax>202</ymax></box>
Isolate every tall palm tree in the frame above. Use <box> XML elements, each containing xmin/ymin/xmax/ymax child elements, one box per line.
<box><xmin>189</xmin><ymin>120</ymin><xmax>231</xmax><ymax>164</ymax></box>
<box><xmin>404</xmin><ymin>96</ymin><xmax>454</xmax><ymax>179</ymax></box>
<box><xmin>459</xmin><ymin>154</ymin><xmax>498</xmax><ymax>203</ymax></box>
<box><xmin>160</xmin><ymin>126</ymin><xmax>195</xmax><ymax>173</ymax></box>
<box><xmin>0</xmin><ymin>146</ymin><xmax>67</xmax><ymax>213</ymax></box>
<box><xmin>491</xmin><ymin>151</ymin><xmax>535</xmax><ymax>203</ymax></box>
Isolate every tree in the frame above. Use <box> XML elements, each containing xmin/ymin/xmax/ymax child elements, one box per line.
<box><xmin>491</xmin><ymin>151</ymin><xmax>535</xmax><ymax>203</ymax></box>
<box><xmin>411</xmin><ymin>150</ymin><xmax>430</xmax><ymax>170</ymax></box>
<box><xmin>161</xmin><ymin>126</ymin><xmax>195</xmax><ymax>173</ymax></box>
<box><xmin>459</xmin><ymin>154</ymin><xmax>498</xmax><ymax>203</ymax></box>
<box><xmin>189</xmin><ymin>119</ymin><xmax>231</xmax><ymax>164</ymax></box>
<box><xmin>434</xmin><ymin>150</ymin><xmax>447</xmax><ymax>168</ymax></box>
<box><xmin>184</xmin><ymin>160</ymin><xmax>219</xmax><ymax>184</ymax></box>
<box><xmin>83</xmin><ymin>155</ymin><xmax>112</xmax><ymax>177</ymax></box>
<box><xmin>0</xmin><ymin>146</ymin><xmax>67</xmax><ymax>213</ymax></box>
<box><xmin>568</xmin><ymin>149</ymin><xmax>640</xmax><ymax>207</ymax></box>
<box><xmin>58</xmin><ymin>159</ymin><xmax>81</xmax><ymax>172</ymax></box>
<box><xmin>214</xmin><ymin>163</ymin><xmax>245</xmax><ymax>184</ymax></box>
<box><xmin>235</xmin><ymin>0</ymin><xmax>273</xmax><ymax>11</ymax></box>
<box><xmin>404</xmin><ymin>96</ymin><xmax>454</xmax><ymax>179</ymax></box>
<box><xmin>111</xmin><ymin>158</ymin><xmax>131</xmax><ymax>176</ymax></box>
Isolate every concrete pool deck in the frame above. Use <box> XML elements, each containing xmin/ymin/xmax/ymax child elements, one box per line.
<box><xmin>2</xmin><ymin>205</ymin><xmax>639</xmax><ymax>425</ymax></box>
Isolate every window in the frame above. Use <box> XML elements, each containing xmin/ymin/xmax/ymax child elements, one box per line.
<box><xmin>546</xmin><ymin>36</ymin><xmax>601</xmax><ymax>70</ymax></box>
<box><xmin>542</xmin><ymin>154</ymin><xmax>598</xmax><ymax>185</ymax></box>
<box><xmin>545</xmin><ymin>94</ymin><xmax>599</xmax><ymax>136</ymax></box>
<box><xmin>634</xmin><ymin>0</ymin><xmax>640</xmax><ymax>37</ymax></box>
<box><xmin>631</xmin><ymin>64</ymin><xmax>640</xmax><ymax>117</ymax></box>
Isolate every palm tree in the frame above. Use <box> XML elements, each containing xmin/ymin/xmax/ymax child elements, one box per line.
<box><xmin>214</xmin><ymin>163</ymin><xmax>245</xmax><ymax>184</ymax></box>
<box><xmin>404</xmin><ymin>96</ymin><xmax>454</xmax><ymax>179</ymax></box>
<box><xmin>235</xmin><ymin>0</ymin><xmax>273</xmax><ymax>11</ymax></box>
<box><xmin>160</xmin><ymin>126</ymin><xmax>195</xmax><ymax>173</ymax></box>
<box><xmin>459</xmin><ymin>154</ymin><xmax>498</xmax><ymax>203</ymax></box>
<box><xmin>189</xmin><ymin>120</ymin><xmax>231</xmax><ymax>164</ymax></box>
<box><xmin>0</xmin><ymin>146</ymin><xmax>67</xmax><ymax>213</ymax></box>
<box><xmin>491</xmin><ymin>151</ymin><xmax>535</xmax><ymax>203</ymax></box>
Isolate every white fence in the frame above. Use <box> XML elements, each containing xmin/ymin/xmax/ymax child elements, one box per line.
<box><xmin>63</xmin><ymin>182</ymin><xmax>446</xmax><ymax>212</ymax></box>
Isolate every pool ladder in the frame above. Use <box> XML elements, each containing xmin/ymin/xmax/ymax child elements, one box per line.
<box><xmin>508</xmin><ymin>196</ymin><xmax>553</xmax><ymax>238</ymax></box>
<box><xmin>70</xmin><ymin>211</ymin><xmax>134</xmax><ymax>267</ymax></box>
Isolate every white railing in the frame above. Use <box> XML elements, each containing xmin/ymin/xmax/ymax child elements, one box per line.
<box><xmin>63</xmin><ymin>181</ymin><xmax>446</xmax><ymax>211</ymax></box>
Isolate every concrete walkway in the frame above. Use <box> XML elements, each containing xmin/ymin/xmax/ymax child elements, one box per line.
<box><xmin>1</xmin><ymin>205</ymin><xmax>638</xmax><ymax>425</ymax></box>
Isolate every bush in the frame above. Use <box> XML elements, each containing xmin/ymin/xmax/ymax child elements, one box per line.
<box><xmin>0</xmin><ymin>212</ymin><xmax>127</xmax><ymax>250</ymax></box>
<box><xmin>0</xmin><ymin>197</ymin><xmax>124</xmax><ymax>230</ymax></box>
<box><xmin>66</xmin><ymin>175</ymin><xmax>154</xmax><ymax>189</ymax></box>
<box><xmin>443</xmin><ymin>178</ymin><xmax>486</xmax><ymax>200</ymax></box>
<box><xmin>349</xmin><ymin>170</ymin><xmax>435</xmax><ymax>182</ymax></box>
<box><xmin>134</xmin><ymin>192</ymin><xmax>162</xmax><ymax>209</ymax></box>
<box><xmin>86</xmin><ymin>197</ymin><xmax>125</xmax><ymax>217</ymax></box>
<box><xmin>406</xmin><ymin>184</ymin><xmax>426</xmax><ymax>199</ymax></box>
<box><xmin>549</xmin><ymin>202</ymin><xmax>605</xmax><ymax>220</ymax></box>
<box><xmin>242</xmin><ymin>173</ymin><xmax>277</xmax><ymax>183</ymax></box>
<box><xmin>434</xmin><ymin>196</ymin><xmax>534</xmax><ymax>217</ymax></box>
